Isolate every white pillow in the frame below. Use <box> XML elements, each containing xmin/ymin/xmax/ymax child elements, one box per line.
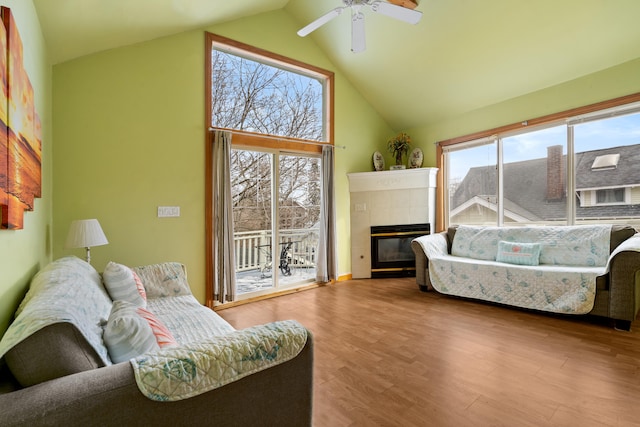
<box><xmin>103</xmin><ymin>300</ymin><xmax>159</xmax><ymax>363</ymax></box>
<box><xmin>103</xmin><ymin>262</ymin><xmax>147</xmax><ymax>307</ymax></box>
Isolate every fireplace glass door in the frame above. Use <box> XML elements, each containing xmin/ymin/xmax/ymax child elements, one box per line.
<box><xmin>370</xmin><ymin>223</ymin><xmax>430</xmax><ymax>277</ymax></box>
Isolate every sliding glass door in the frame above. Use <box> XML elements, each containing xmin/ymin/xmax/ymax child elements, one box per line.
<box><xmin>231</xmin><ymin>148</ymin><xmax>320</xmax><ymax>298</ymax></box>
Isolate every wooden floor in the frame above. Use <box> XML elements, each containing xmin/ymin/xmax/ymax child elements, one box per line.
<box><xmin>217</xmin><ymin>278</ymin><xmax>640</xmax><ymax>427</ymax></box>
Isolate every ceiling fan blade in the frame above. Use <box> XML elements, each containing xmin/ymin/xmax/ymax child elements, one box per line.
<box><xmin>370</xmin><ymin>1</ymin><xmax>422</xmax><ymax>25</ymax></box>
<box><xmin>297</xmin><ymin>7</ymin><xmax>344</xmax><ymax>37</ymax></box>
<box><xmin>351</xmin><ymin>9</ymin><xmax>366</xmax><ymax>53</ymax></box>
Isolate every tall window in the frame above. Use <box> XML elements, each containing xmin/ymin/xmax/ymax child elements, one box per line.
<box><xmin>206</xmin><ymin>33</ymin><xmax>334</xmax><ymax>302</ymax></box>
<box><xmin>441</xmin><ymin>96</ymin><xmax>640</xmax><ymax>229</ymax></box>
<box><xmin>210</xmin><ymin>44</ymin><xmax>326</xmax><ymax>141</ymax></box>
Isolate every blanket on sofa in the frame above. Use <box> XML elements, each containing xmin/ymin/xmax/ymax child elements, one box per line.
<box><xmin>430</xmin><ymin>253</ymin><xmax>605</xmax><ymax>314</ymax></box>
<box><xmin>0</xmin><ymin>257</ymin><xmax>113</xmax><ymax>364</ymax></box>
<box><xmin>131</xmin><ymin>320</ymin><xmax>308</xmax><ymax>401</ymax></box>
<box><xmin>451</xmin><ymin>225</ymin><xmax>612</xmax><ymax>267</ymax></box>
<box><xmin>414</xmin><ymin>225</ymin><xmax>615</xmax><ymax>315</ymax></box>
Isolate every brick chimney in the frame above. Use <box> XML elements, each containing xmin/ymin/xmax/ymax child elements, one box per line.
<box><xmin>546</xmin><ymin>145</ymin><xmax>565</xmax><ymax>201</ymax></box>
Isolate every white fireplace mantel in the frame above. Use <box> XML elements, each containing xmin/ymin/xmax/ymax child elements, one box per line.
<box><xmin>347</xmin><ymin>167</ymin><xmax>438</xmax><ymax>279</ymax></box>
<box><xmin>347</xmin><ymin>167</ymin><xmax>438</xmax><ymax>193</ymax></box>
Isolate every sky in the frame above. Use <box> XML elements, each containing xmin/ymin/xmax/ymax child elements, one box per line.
<box><xmin>449</xmin><ymin>111</ymin><xmax>640</xmax><ymax>182</ymax></box>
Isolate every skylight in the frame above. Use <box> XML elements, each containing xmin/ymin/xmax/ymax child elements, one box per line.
<box><xmin>591</xmin><ymin>153</ymin><xmax>620</xmax><ymax>170</ymax></box>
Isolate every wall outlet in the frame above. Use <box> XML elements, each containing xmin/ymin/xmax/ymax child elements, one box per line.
<box><xmin>355</xmin><ymin>203</ymin><xmax>367</xmax><ymax>212</ymax></box>
<box><xmin>158</xmin><ymin>206</ymin><xmax>180</xmax><ymax>217</ymax></box>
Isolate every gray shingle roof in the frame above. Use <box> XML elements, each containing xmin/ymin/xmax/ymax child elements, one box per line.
<box><xmin>575</xmin><ymin>144</ymin><xmax>640</xmax><ymax>189</ymax></box>
<box><xmin>451</xmin><ymin>143</ymin><xmax>640</xmax><ymax>221</ymax></box>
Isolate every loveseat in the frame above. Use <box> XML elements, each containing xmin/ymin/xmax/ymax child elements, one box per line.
<box><xmin>0</xmin><ymin>256</ymin><xmax>313</xmax><ymax>426</ymax></box>
<box><xmin>412</xmin><ymin>224</ymin><xmax>640</xmax><ymax>330</ymax></box>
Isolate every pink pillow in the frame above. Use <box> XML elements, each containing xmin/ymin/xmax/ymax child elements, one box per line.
<box><xmin>132</xmin><ymin>271</ymin><xmax>147</xmax><ymax>301</ymax></box>
<box><xmin>135</xmin><ymin>307</ymin><xmax>178</xmax><ymax>348</ymax></box>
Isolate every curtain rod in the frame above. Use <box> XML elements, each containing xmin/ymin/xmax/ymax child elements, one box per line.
<box><xmin>209</xmin><ymin>127</ymin><xmax>346</xmax><ymax>149</ymax></box>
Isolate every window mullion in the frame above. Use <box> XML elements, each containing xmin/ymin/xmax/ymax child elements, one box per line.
<box><xmin>566</xmin><ymin>125</ymin><xmax>575</xmax><ymax>225</ymax></box>
<box><xmin>497</xmin><ymin>137</ymin><xmax>504</xmax><ymax>226</ymax></box>
<box><xmin>443</xmin><ymin>153</ymin><xmax>451</xmax><ymax>230</ymax></box>
<box><xmin>271</xmin><ymin>152</ymin><xmax>280</xmax><ymax>288</ymax></box>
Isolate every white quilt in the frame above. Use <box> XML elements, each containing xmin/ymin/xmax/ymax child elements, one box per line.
<box><xmin>0</xmin><ymin>257</ymin><xmax>113</xmax><ymax>364</ymax></box>
<box><xmin>413</xmin><ymin>226</ymin><xmax>634</xmax><ymax>315</ymax></box>
<box><xmin>146</xmin><ymin>295</ymin><xmax>235</xmax><ymax>344</ymax></box>
<box><xmin>131</xmin><ymin>320</ymin><xmax>308</xmax><ymax>401</ymax></box>
<box><xmin>452</xmin><ymin>225</ymin><xmax>612</xmax><ymax>266</ymax></box>
<box><xmin>429</xmin><ymin>255</ymin><xmax>604</xmax><ymax>314</ymax></box>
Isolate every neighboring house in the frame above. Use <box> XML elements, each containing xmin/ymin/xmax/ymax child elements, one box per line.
<box><xmin>450</xmin><ymin>143</ymin><xmax>640</xmax><ymax>224</ymax></box>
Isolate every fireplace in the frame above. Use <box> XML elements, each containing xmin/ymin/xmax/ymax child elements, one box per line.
<box><xmin>347</xmin><ymin>168</ymin><xmax>438</xmax><ymax>279</ymax></box>
<box><xmin>370</xmin><ymin>223</ymin><xmax>430</xmax><ymax>278</ymax></box>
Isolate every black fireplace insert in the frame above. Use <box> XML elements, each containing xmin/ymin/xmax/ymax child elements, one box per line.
<box><xmin>370</xmin><ymin>223</ymin><xmax>430</xmax><ymax>278</ymax></box>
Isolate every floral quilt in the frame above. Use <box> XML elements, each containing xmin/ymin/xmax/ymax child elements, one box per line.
<box><xmin>429</xmin><ymin>255</ymin><xmax>604</xmax><ymax>314</ymax></box>
<box><xmin>131</xmin><ymin>320</ymin><xmax>308</xmax><ymax>401</ymax></box>
<box><xmin>0</xmin><ymin>256</ymin><xmax>113</xmax><ymax>364</ymax></box>
<box><xmin>413</xmin><ymin>226</ymin><xmax>625</xmax><ymax>315</ymax></box>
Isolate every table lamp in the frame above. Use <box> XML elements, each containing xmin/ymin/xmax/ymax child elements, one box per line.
<box><xmin>65</xmin><ymin>219</ymin><xmax>109</xmax><ymax>264</ymax></box>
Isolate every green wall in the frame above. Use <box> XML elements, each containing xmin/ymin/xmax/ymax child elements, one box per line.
<box><xmin>407</xmin><ymin>57</ymin><xmax>640</xmax><ymax>168</ymax></box>
<box><xmin>52</xmin><ymin>10</ymin><xmax>393</xmax><ymax>303</ymax></box>
<box><xmin>6</xmin><ymin>2</ymin><xmax>635</xmax><ymax>331</ymax></box>
<box><xmin>0</xmin><ymin>0</ymin><xmax>52</xmax><ymax>337</ymax></box>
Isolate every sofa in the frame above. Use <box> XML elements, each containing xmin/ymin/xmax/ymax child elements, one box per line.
<box><xmin>0</xmin><ymin>256</ymin><xmax>313</xmax><ymax>426</ymax></box>
<box><xmin>411</xmin><ymin>224</ymin><xmax>640</xmax><ymax>330</ymax></box>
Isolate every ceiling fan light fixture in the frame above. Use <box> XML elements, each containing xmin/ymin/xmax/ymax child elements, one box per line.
<box><xmin>297</xmin><ymin>0</ymin><xmax>422</xmax><ymax>53</ymax></box>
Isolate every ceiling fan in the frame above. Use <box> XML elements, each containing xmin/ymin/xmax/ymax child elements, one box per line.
<box><xmin>297</xmin><ymin>0</ymin><xmax>423</xmax><ymax>53</ymax></box>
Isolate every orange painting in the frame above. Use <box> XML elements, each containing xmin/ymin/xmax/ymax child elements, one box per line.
<box><xmin>1</xmin><ymin>7</ymin><xmax>41</xmax><ymax>230</ymax></box>
<box><xmin>0</xmin><ymin>9</ymin><xmax>7</xmax><ymax>224</ymax></box>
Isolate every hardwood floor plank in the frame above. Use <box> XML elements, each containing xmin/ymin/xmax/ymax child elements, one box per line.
<box><xmin>217</xmin><ymin>277</ymin><xmax>640</xmax><ymax>426</ymax></box>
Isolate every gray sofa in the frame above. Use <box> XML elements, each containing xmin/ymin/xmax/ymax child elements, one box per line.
<box><xmin>0</xmin><ymin>257</ymin><xmax>313</xmax><ymax>426</ymax></box>
<box><xmin>412</xmin><ymin>225</ymin><xmax>640</xmax><ymax>330</ymax></box>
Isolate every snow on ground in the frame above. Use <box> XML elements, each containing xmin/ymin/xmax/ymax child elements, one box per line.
<box><xmin>236</xmin><ymin>266</ymin><xmax>316</xmax><ymax>295</ymax></box>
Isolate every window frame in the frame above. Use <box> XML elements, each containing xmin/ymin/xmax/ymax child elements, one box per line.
<box><xmin>204</xmin><ymin>33</ymin><xmax>334</xmax><ymax>307</ymax></box>
<box><xmin>436</xmin><ymin>92</ymin><xmax>640</xmax><ymax>231</ymax></box>
<box><xmin>594</xmin><ymin>188</ymin><xmax>628</xmax><ymax>206</ymax></box>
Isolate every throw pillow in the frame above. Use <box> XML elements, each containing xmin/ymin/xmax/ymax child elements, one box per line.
<box><xmin>496</xmin><ymin>241</ymin><xmax>542</xmax><ymax>266</ymax></box>
<box><xmin>132</xmin><ymin>271</ymin><xmax>147</xmax><ymax>301</ymax></box>
<box><xmin>103</xmin><ymin>300</ymin><xmax>159</xmax><ymax>363</ymax></box>
<box><xmin>136</xmin><ymin>306</ymin><xmax>179</xmax><ymax>348</ymax></box>
<box><xmin>103</xmin><ymin>261</ymin><xmax>147</xmax><ymax>307</ymax></box>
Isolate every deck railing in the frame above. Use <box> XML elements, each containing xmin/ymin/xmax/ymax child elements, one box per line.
<box><xmin>234</xmin><ymin>228</ymin><xmax>319</xmax><ymax>272</ymax></box>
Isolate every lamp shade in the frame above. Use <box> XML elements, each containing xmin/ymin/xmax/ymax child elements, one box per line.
<box><xmin>65</xmin><ymin>219</ymin><xmax>109</xmax><ymax>249</ymax></box>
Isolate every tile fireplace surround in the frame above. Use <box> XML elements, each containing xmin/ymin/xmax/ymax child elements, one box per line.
<box><xmin>347</xmin><ymin>167</ymin><xmax>438</xmax><ymax>279</ymax></box>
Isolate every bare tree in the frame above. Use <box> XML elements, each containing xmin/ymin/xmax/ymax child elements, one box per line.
<box><xmin>212</xmin><ymin>52</ymin><xmax>323</xmax><ymax>140</ymax></box>
<box><xmin>212</xmin><ymin>50</ymin><xmax>323</xmax><ymax>233</ymax></box>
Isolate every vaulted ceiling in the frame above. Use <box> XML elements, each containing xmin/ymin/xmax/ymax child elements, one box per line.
<box><xmin>33</xmin><ymin>0</ymin><xmax>640</xmax><ymax>130</ymax></box>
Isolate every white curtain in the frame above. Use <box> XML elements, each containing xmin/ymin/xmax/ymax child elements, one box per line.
<box><xmin>316</xmin><ymin>145</ymin><xmax>337</xmax><ymax>282</ymax></box>
<box><xmin>212</xmin><ymin>130</ymin><xmax>236</xmax><ymax>302</ymax></box>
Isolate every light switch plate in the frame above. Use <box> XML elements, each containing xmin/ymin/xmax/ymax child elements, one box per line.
<box><xmin>158</xmin><ymin>206</ymin><xmax>180</xmax><ymax>217</ymax></box>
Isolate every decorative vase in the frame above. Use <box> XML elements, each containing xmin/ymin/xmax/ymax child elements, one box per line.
<box><xmin>390</xmin><ymin>152</ymin><xmax>406</xmax><ymax>170</ymax></box>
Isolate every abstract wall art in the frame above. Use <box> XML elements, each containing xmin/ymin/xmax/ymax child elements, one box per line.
<box><xmin>0</xmin><ymin>7</ymin><xmax>41</xmax><ymax>230</ymax></box>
